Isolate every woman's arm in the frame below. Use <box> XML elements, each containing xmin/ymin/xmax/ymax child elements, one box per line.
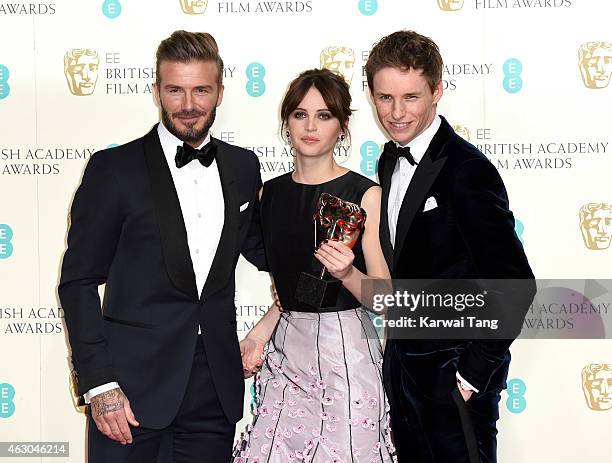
<box><xmin>240</xmin><ymin>271</ymin><xmax>283</xmax><ymax>377</ymax></box>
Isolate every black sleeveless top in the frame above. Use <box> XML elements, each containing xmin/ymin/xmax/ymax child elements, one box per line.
<box><xmin>261</xmin><ymin>170</ymin><xmax>377</xmax><ymax>312</ymax></box>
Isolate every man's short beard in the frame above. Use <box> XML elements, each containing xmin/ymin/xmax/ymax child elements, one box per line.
<box><xmin>161</xmin><ymin>104</ymin><xmax>216</xmax><ymax>144</ymax></box>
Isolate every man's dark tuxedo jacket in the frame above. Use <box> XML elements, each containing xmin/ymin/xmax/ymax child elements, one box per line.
<box><xmin>379</xmin><ymin>116</ymin><xmax>536</xmax><ymax>396</ymax></box>
<box><xmin>58</xmin><ymin>125</ymin><xmax>267</xmax><ymax>428</ymax></box>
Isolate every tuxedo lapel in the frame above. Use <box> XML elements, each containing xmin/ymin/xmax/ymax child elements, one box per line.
<box><xmin>392</xmin><ymin>118</ymin><xmax>454</xmax><ymax>268</ymax></box>
<box><xmin>201</xmin><ymin>138</ymin><xmax>239</xmax><ymax>301</ymax></box>
<box><xmin>142</xmin><ymin>125</ymin><xmax>198</xmax><ymax>299</ymax></box>
<box><xmin>378</xmin><ymin>150</ymin><xmax>395</xmax><ymax>272</ymax></box>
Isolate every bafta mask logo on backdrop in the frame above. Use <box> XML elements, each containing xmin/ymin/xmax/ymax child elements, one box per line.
<box><xmin>453</xmin><ymin>125</ymin><xmax>470</xmax><ymax>141</ymax></box>
<box><xmin>69</xmin><ymin>373</ymin><xmax>86</xmax><ymax>414</ymax></box>
<box><xmin>179</xmin><ymin>0</ymin><xmax>208</xmax><ymax>14</ymax></box>
<box><xmin>579</xmin><ymin>203</ymin><xmax>612</xmax><ymax>250</ymax></box>
<box><xmin>582</xmin><ymin>364</ymin><xmax>612</xmax><ymax>411</ymax></box>
<box><xmin>437</xmin><ymin>0</ymin><xmax>464</xmax><ymax>11</ymax></box>
<box><xmin>64</xmin><ymin>49</ymin><xmax>100</xmax><ymax>96</ymax></box>
<box><xmin>320</xmin><ymin>47</ymin><xmax>355</xmax><ymax>85</ymax></box>
<box><xmin>578</xmin><ymin>42</ymin><xmax>612</xmax><ymax>89</ymax></box>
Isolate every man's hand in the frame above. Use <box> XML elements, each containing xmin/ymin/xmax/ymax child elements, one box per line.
<box><xmin>90</xmin><ymin>387</ymin><xmax>139</xmax><ymax>444</ymax></box>
<box><xmin>240</xmin><ymin>337</ymin><xmax>265</xmax><ymax>378</ymax></box>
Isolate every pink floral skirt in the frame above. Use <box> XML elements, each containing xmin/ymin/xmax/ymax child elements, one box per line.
<box><xmin>233</xmin><ymin>308</ymin><xmax>397</xmax><ymax>463</ymax></box>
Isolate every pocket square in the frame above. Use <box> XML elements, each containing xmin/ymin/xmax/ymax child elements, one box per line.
<box><xmin>423</xmin><ymin>196</ymin><xmax>438</xmax><ymax>212</ymax></box>
<box><xmin>239</xmin><ymin>202</ymin><xmax>249</xmax><ymax>212</ymax></box>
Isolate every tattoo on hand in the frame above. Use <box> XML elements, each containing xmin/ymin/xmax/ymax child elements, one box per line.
<box><xmin>91</xmin><ymin>389</ymin><xmax>124</xmax><ymax>417</ymax></box>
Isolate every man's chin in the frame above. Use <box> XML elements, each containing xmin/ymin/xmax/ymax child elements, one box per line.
<box><xmin>174</xmin><ymin>122</ymin><xmax>208</xmax><ymax>140</ymax></box>
<box><xmin>174</xmin><ymin>118</ymin><xmax>204</xmax><ymax>131</ymax></box>
<box><xmin>390</xmin><ymin>135</ymin><xmax>412</xmax><ymax>146</ymax></box>
<box><xmin>384</xmin><ymin>126</ymin><xmax>413</xmax><ymax>146</ymax></box>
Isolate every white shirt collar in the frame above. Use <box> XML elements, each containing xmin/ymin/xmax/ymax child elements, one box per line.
<box><xmin>157</xmin><ymin>122</ymin><xmax>211</xmax><ymax>166</ymax></box>
<box><xmin>396</xmin><ymin>114</ymin><xmax>441</xmax><ymax>164</ymax></box>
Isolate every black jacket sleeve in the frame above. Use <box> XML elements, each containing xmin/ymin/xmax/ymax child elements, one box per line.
<box><xmin>451</xmin><ymin>158</ymin><xmax>536</xmax><ymax>392</ymax></box>
<box><xmin>58</xmin><ymin>152</ymin><xmax>123</xmax><ymax>395</ymax></box>
<box><xmin>240</xmin><ymin>155</ymin><xmax>268</xmax><ymax>272</ymax></box>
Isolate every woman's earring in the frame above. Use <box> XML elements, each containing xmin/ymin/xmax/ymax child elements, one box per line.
<box><xmin>335</xmin><ymin>133</ymin><xmax>346</xmax><ymax>150</ymax></box>
<box><xmin>286</xmin><ymin>130</ymin><xmax>296</xmax><ymax>156</ymax></box>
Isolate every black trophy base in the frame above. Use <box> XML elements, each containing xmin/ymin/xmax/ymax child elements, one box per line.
<box><xmin>295</xmin><ymin>272</ymin><xmax>342</xmax><ymax>309</ymax></box>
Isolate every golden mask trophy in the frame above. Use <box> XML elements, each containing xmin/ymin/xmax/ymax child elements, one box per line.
<box><xmin>295</xmin><ymin>193</ymin><xmax>367</xmax><ymax>309</ymax></box>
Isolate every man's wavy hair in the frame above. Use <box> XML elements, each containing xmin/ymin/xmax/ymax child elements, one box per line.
<box><xmin>365</xmin><ymin>30</ymin><xmax>443</xmax><ymax>93</ymax></box>
<box><xmin>155</xmin><ymin>30</ymin><xmax>224</xmax><ymax>86</ymax></box>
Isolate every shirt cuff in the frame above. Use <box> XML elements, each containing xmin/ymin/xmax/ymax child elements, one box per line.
<box><xmin>456</xmin><ymin>372</ymin><xmax>479</xmax><ymax>393</ymax></box>
<box><xmin>83</xmin><ymin>382</ymin><xmax>120</xmax><ymax>404</ymax></box>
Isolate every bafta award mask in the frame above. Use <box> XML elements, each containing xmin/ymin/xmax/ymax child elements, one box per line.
<box><xmin>295</xmin><ymin>193</ymin><xmax>367</xmax><ymax>309</ymax></box>
<box><xmin>314</xmin><ymin>193</ymin><xmax>367</xmax><ymax>250</ymax></box>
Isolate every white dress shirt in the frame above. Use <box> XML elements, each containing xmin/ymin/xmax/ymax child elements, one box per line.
<box><xmin>157</xmin><ymin>123</ymin><xmax>225</xmax><ymax>297</ymax></box>
<box><xmin>84</xmin><ymin>123</ymin><xmax>224</xmax><ymax>403</ymax></box>
<box><xmin>387</xmin><ymin>115</ymin><xmax>441</xmax><ymax>248</ymax></box>
<box><xmin>386</xmin><ymin>114</ymin><xmax>478</xmax><ymax>394</ymax></box>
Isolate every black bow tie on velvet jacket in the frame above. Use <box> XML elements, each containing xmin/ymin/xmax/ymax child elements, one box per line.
<box><xmin>384</xmin><ymin>141</ymin><xmax>418</xmax><ymax>166</ymax></box>
<box><xmin>175</xmin><ymin>140</ymin><xmax>217</xmax><ymax>168</ymax></box>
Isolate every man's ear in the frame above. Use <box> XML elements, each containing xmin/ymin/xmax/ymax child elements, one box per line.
<box><xmin>432</xmin><ymin>80</ymin><xmax>443</xmax><ymax>105</ymax></box>
<box><xmin>216</xmin><ymin>84</ymin><xmax>224</xmax><ymax>107</ymax></box>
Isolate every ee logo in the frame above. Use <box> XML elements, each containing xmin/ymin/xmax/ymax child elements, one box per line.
<box><xmin>503</xmin><ymin>58</ymin><xmax>523</xmax><ymax>94</ymax></box>
<box><xmin>358</xmin><ymin>0</ymin><xmax>378</xmax><ymax>15</ymax></box>
<box><xmin>368</xmin><ymin>313</ymin><xmax>384</xmax><ymax>338</ymax></box>
<box><xmin>506</xmin><ymin>378</ymin><xmax>526</xmax><ymax>413</ymax></box>
<box><xmin>0</xmin><ymin>224</ymin><xmax>13</xmax><ymax>259</ymax></box>
<box><xmin>0</xmin><ymin>383</ymin><xmax>15</xmax><ymax>418</ymax></box>
<box><xmin>102</xmin><ymin>0</ymin><xmax>122</xmax><ymax>18</ymax></box>
<box><xmin>360</xmin><ymin>141</ymin><xmax>380</xmax><ymax>176</ymax></box>
<box><xmin>249</xmin><ymin>382</ymin><xmax>257</xmax><ymax>415</ymax></box>
<box><xmin>0</xmin><ymin>64</ymin><xmax>10</xmax><ymax>100</ymax></box>
<box><xmin>514</xmin><ymin>218</ymin><xmax>525</xmax><ymax>244</ymax></box>
<box><xmin>246</xmin><ymin>63</ymin><xmax>266</xmax><ymax>97</ymax></box>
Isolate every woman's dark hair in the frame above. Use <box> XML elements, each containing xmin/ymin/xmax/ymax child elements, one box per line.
<box><xmin>280</xmin><ymin>68</ymin><xmax>352</xmax><ymax>141</ymax></box>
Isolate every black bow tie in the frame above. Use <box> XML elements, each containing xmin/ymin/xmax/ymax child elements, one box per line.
<box><xmin>384</xmin><ymin>141</ymin><xmax>418</xmax><ymax>166</ymax></box>
<box><xmin>175</xmin><ymin>140</ymin><xmax>217</xmax><ymax>168</ymax></box>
